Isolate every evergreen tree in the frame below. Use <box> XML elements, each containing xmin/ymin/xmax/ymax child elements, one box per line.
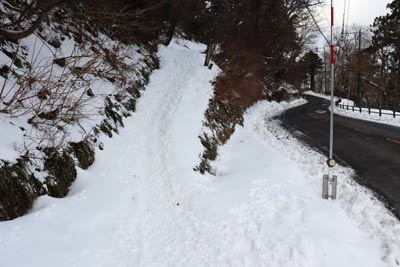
<box><xmin>372</xmin><ymin>0</ymin><xmax>400</xmax><ymax>73</ymax></box>
<box><xmin>300</xmin><ymin>50</ymin><xmax>323</xmax><ymax>91</ymax></box>
<box><xmin>372</xmin><ymin>0</ymin><xmax>400</xmax><ymax>108</ymax></box>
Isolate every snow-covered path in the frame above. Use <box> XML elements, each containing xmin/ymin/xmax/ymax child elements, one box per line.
<box><xmin>0</xmin><ymin>40</ymin><xmax>399</xmax><ymax>267</ymax></box>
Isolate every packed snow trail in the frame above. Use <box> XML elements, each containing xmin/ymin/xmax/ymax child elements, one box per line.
<box><xmin>0</xmin><ymin>40</ymin><xmax>399</xmax><ymax>267</ymax></box>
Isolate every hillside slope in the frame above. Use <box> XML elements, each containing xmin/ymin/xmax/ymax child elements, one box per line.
<box><xmin>0</xmin><ymin>40</ymin><xmax>399</xmax><ymax>267</ymax></box>
<box><xmin>0</xmin><ymin>2</ymin><xmax>159</xmax><ymax>219</ymax></box>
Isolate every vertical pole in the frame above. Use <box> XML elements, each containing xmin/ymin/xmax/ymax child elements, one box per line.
<box><xmin>324</xmin><ymin>47</ymin><xmax>327</xmax><ymax>95</ymax></box>
<box><xmin>329</xmin><ymin>0</ymin><xmax>335</xmax><ymax>161</ymax></box>
<box><xmin>323</xmin><ymin>1</ymin><xmax>338</xmax><ymax>200</ymax></box>
<box><xmin>357</xmin><ymin>29</ymin><xmax>362</xmax><ymax>106</ymax></box>
<box><xmin>347</xmin><ymin>69</ymin><xmax>351</xmax><ymax>101</ymax></box>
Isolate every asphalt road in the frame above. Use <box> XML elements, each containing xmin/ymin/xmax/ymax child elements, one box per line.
<box><xmin>279</xmin><ymin>95</ymin><xmax>400</xmax><ymax>219</ymax></box>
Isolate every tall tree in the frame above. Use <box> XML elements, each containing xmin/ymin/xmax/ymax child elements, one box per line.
<box><xmin>372</xmin><ymin>0</ymin><xmax>400</xmax><ymax>109</ymax></box>
<box><xmin>300</xmin><ymin>50</ymin><xmax>323</xmax><ymax>91</ymax></box>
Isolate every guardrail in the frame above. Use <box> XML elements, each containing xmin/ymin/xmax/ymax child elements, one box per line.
<box><xmin>337</xmin><ymin>104</ymin><xmax>400</xmax><ymax>118</ymax></box>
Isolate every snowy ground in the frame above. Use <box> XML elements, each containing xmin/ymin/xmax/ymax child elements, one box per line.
<box><xmin>0</xmin><ymin>41</ymin><xmax>399</xmax><ymax>267</ymax></box>
<box><xmin>305</xmin><ymin>91</ymin><xmax>400</xmax><ymax>127</ymax></box>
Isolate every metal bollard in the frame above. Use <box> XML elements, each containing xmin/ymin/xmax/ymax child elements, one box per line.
<box><xmin>322</xmin><ymin>175</ymin><xmax>337</xmax><ymax>200</ymax></box>
<box><xmin>331</xmin><ymin>175</ymin><xmax>337</xmax><ymax>200</ymax></box>
<box><xmin>322</xmin><ymin>175</ymin><xmax>329</xmax><ymax>199</ymax></box>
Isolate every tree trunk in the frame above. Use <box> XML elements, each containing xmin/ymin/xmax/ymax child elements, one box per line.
<box><xmin>164</xmin><ymin>0</ymin><xmax>181</xmax><ymax>46</ymax></box>
<box><xmin>204</xmin><ymin>43</ymin><xmax>214</xmax><ymax>66</ymax></box>
<box><xmin>310</xmin><ymin>68</ymin><xmax>315</xmax><ymax>91</ymax></box>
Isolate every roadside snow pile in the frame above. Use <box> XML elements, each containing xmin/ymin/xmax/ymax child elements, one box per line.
<box><xmin>305</xmin><ymin>91</ymin><xmax>400</xmax><ymax>127</ymax></box>
<box><xmin>0</xmin><ymin>41</ymin><xmax>399</xmax><ymax>267</ymax></box>
<box><xmin>335</xmin><ymin>105</ymin><xmax>400</xmax><ymax>128</ymax></box>
<box><xmin>249</xmin><ymin>99</ymin><xmax>400</xmax><ymax>266</ymax></box>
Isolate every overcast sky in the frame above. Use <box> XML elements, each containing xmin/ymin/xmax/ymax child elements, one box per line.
<box><xmin>320</xmin><ymin>0</ymin><xmax>391</xmax><ymax>28</ymax></box>
<box><xmin>315</xmin><ymin>0</ymin><xmax>392</xmax><ymax>46</ymax></box>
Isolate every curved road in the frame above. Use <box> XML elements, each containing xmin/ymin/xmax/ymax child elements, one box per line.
<box><xmin>279</xmin><ymin>95</ymin><xmax>400</xmax><ymax>219</ymax></box>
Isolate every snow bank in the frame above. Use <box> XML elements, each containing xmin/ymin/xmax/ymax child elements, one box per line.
<box><xmin>0</xmin><ymin>41</ymin><xmax>399</xmax><ymax>267</ymax></box>
<box><xmin>0</xmin><ymin>119</ymin><xmax>24</xmax><ymax>161</ymax></box>
<box><xmin>247</xmin><ymin>99</ymin><xmax>400</xmax><ymax>266</ymax></box>
<box><xmin>335</xmin><ymin>106</ymin><xmax>400</xmax><ymax>128</ymax></box>
<box><xmin>305</xmin><ymin>91</ymin><xmax>400</xmax><ymax>127</ymax></box>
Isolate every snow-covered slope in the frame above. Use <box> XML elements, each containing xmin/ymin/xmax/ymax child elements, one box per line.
<box><xmin>0</xmin><ymin>41</ymin><xmax>399</xmax><ymax>267</ymax></box>
<box><xmin>0</xmin><ymin>9</ymin><xmax>158</xmax><ymax>218</ymax></box>
<box><xmin>0</xmin><ymin>32</ymin><xmax>154</xmax><ymax>160</ymax></box>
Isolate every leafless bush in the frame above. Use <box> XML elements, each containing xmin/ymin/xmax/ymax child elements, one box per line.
<box><xmin>0</xmin><ymin>30</ymin><xmax>137</xmax><ymax>152</ymax></box>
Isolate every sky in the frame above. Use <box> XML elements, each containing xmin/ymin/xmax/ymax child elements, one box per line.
<box><xmin>315</xmin><ymin>0</ymin><xmax>392</xmax><ymax>47</ymax></box>
<box><xmin>319</xmin><ymin>0</ymin><xmax>391</xmax><ymax>28</ymax></box>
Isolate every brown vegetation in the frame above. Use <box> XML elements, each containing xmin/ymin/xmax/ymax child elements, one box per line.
<box><xmin>214</xmin><ymin>53</ymin><xmax>266</xmax><ymax>109</ymax></box>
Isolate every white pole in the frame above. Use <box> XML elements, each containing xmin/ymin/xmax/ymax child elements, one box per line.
<box><xmin>329</xmin><ymin>0</ymin><xmax>335</xmax><ymax>164</ymax></box>
<box><xmin>323</xmin><ymin>0</ymin><xmax>337</xmax><ymax>199</ymax></box>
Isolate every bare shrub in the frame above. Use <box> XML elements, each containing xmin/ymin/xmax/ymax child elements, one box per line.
<box><xmin>0</xmin><ymin>28</ymin><xmax>144</xmax><ymax>153</ymax></box>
